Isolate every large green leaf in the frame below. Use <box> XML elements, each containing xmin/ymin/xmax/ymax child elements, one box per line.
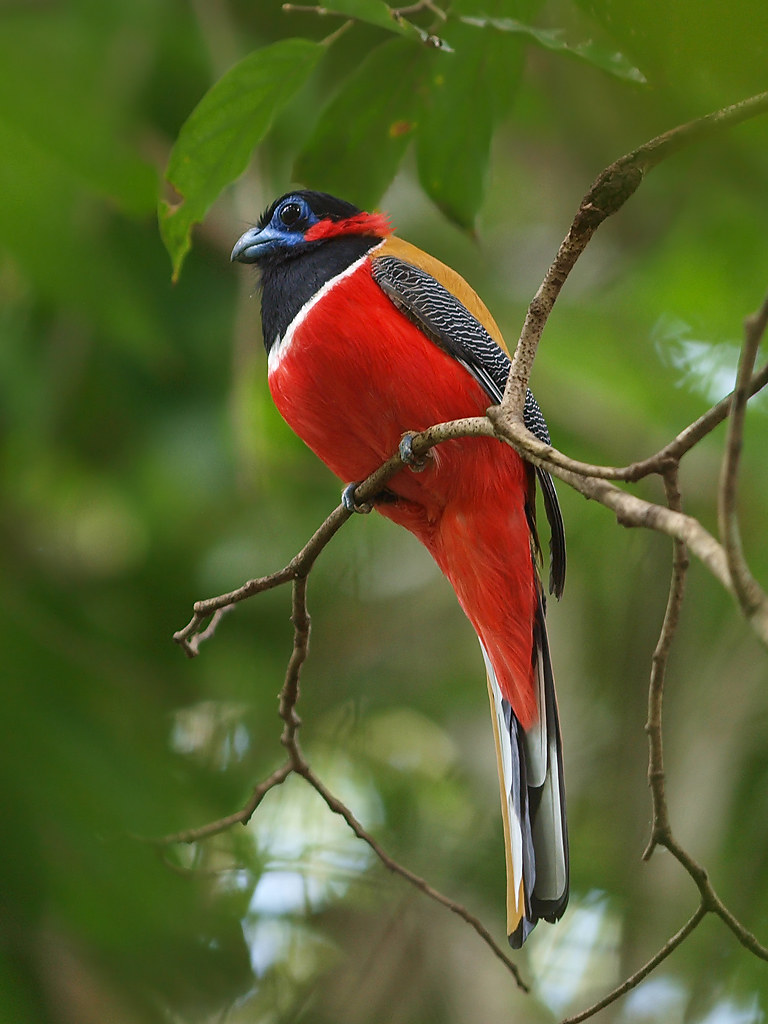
<box><xmin>322</xmin><ymin>0</ymin><xmax>395</xmax><ymax>30</ymax></box>
<box><xmin>416</xmin><ymin>21</ymin><xmax>509</xmax><ymax>228</ymax></box>
<box><xmin>461</xmin><ymin>16</ymin><xmax>646</xmax><ymax>83</ymax></box>
<box><xmin>328</xmin><ymin>0</ymin><xmax>451</xmax><ymax>47</ymax></box>
<box><xmin>160</xmin><ymin>39</ymin><xmax>325</xmax><ymax>280</ymax></box>
<box><xmin>574</xmin><ymin>0</ymin><xmax>768</xmax><ymax>98</ymax></box>
<box><xmin>293</xmin><ymin>38</ymin><xmax>426</xmax><ymax>209</ymax></box>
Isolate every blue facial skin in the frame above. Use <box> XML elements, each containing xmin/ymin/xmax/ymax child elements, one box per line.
<box><xmin>231</xmin><ymin>191</ymin><xmax>364</xmax><ymax>265</ymax></box>
<box><xmin>231</xmin><ymin>195</ymin><xmax>319</xmax><ymax>264</ymax></box>
<box><xmin>230</xmin><ymin>190</ymin><xmax>377</xmax><ymax>352</ymax></box>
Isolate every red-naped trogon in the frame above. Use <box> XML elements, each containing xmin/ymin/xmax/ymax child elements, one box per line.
<box><xmin>231</xmin><ymin>190</ymin><xmax>568</xmax><ymax>947</ymax></box>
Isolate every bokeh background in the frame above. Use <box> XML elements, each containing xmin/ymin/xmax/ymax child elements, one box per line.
<box><xmin>2</xmin><ymin>1</ymin><xmax>768</xmax><ymax>1022</ymax></box>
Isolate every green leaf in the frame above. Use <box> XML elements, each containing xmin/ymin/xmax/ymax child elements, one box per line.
<box><xmin>461</xmin><ymin>16</ymin><xmax>647</xmax><ymax>83</ymax></box>
<box><xmin>328</xmin><ymin>0</ymin><xmax>451</xmax><ymax>48</ymax></box>
<box><xmin>416</xmin><ymin>21</ymin><xmax>508</xmax><ymax>228</ymax></box>
<box><xmin>294</xmin><ymin>38</ymin><xmax>425</xmax><ymax>209</ymax></box>
<box><xmin>326</xmin><ymin>0</ymin><xmax>409</xmax><ymax>32</ymax></box>
<box><xmin>571</xmin><ymin>0</ymin><xmax>768</xmax><ymax>99</ymax></box>
<box><xmin>160</xmin><ymin>38</ymin><xmax>325</xmax><ymax>280</ymax></box>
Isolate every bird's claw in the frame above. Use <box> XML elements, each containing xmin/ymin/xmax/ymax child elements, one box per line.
<box><xmin>399</xmin><ymin>432</ymin><xmax>429</xmax><ymax>472</ymax></box>
<box><xmin>341</xmin><ymin>482</ymin><xmax>373</xmax><ymax>514</ymax></box>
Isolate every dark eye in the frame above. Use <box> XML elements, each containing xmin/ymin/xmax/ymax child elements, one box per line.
<box><xmin>279</xmin><ymin>201</ymin><xmax>303</xmax><ymax>227</ymax></box>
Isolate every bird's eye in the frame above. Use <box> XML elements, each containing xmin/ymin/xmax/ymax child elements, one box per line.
<box><xmin>279</xmin><ymin>201</ymin><xmax>303</xmax><ymax>227</ymax></box>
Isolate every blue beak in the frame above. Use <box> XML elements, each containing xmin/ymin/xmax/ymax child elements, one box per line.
<box><xmin>231</xmin><ymin>225</ymin><xmax>279</xmax><ymax>263</ymax></box>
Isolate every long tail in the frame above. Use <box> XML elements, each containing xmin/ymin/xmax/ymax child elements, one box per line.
<box><xmin>482</xmin><ymin>594</ymin><xmax>569</xmax><ymax>947</ymax></box>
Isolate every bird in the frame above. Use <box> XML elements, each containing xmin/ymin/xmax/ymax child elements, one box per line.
<box><xmin>231</xmin><ymin>190</ymin><xmax>568</xmax><ymax>947</ymax></box>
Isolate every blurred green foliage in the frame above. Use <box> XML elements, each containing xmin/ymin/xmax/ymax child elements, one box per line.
<box><xmin>1</xmin><ymin>1</ymin><xmax>768</xmax><ymax>1022</ymax></box>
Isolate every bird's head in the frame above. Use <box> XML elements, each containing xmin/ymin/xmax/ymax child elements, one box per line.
<box><xmin>231</xmin><ymin>190</ymin><xmax>391</xmax><ymax>266</ymax></box>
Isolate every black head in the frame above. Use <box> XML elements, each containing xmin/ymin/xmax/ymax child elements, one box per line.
<box><xmin>231</xmin><ymin>191</ymin><xmax>368</xmax><ymax>266</ymax></box>
<box><xmin>232</xmin><ymin>191</ymin><xmax>391</xmax><ymax>352</ymax></box>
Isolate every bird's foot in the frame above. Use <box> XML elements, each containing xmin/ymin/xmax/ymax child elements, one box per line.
<box><xmin>341</xmin><ymin>482</ymin><xmax>373</xmax><ymax>514</ymax></box>
<box><xmin>399</xmin><ymin>432</ymin><xmax>430</xmax><ymax>472</ymax></box>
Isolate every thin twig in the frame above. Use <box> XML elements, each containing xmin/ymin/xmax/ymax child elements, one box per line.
<box><xmin>173</xmin><ymin>507</ymin><xmax>352</xmax><ymax>655</ymax></box>
<box><xmin>180</xmin><ymin>605</ymin><xmax>234</xmax><ymax>656</ymax></box>
<box><xmin>711</xmin><ymin>895</ymin><xmax>768</xmax><ymax>961</ymax></box>
<box><xmin>148</xmin><ymin>762</ymin><xmax>293</xmax><ymax>845</ymax></box>
<box><xmin>560</xmin><ymin>904</ymin><xmax>708</xmax><ymax>1024</ymax></box>
<box><xmin>154</xmin><ymin>577</ymin><xmax>317</xmax><ymax>844</ymax></box>
<box><xmin>320</xmin><ymin>17</ymin><xmax>354</xmax><ymax>47</ymax></box>
<box><xmin>638</xmin><ymin>359</ymin><xmax>768</xmax><ymax>477</ymax></box>
<box><xmin>661</xmin><ymin>833</ymin><xmax>768</xmax><ymax>961</ymax></box>
<box><xmin>282</xmin><ymin>2</ymin><xmax>449</xmax><ymax>47</ymax></box>
<box><xmin>282</xmin><ymin>3</ymin><xmax>333</xmax><ymax>13</ymax></box>
<box><xmin>630</xmin><ymin>466</ymin><xmax>768</xmax><ymax>969</ymax></box>
<box><xmin>486</xmin><ymin>413</ymin><xmax>733</xmax><ymax>595</ymax></box>
<box><xmin>279</xmin><ymin>574</ymin><xmax>311</xmax><ymax>740</ymax></box>
<box><xmin>393</xmin><ymin>0</ymin><xmax>447</xmax><ymax>18</ymax></box>
<box><xmin>643</xmin><ymin>466</ymin><xmax>688</xmax><ymax>861</ymax></box>
<box><xmin>718</xmin><ymin>293</ymin><xmax>768</xmax><ymax>638</ymax></box>
<box><xmin>297</xmin><ymin>761</ymin><xmax>528</xmax><ymax>988</ymax></box>
<box><xmin>490</xmin><ymin>359</ymin><xmax>768</xmax><ymax>484</ymax></box>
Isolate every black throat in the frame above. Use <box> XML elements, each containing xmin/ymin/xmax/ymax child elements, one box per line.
<box><xmin>259</xmin><ymin>235</ymin><xmax>381</xmax><ymax>353</ymax></box>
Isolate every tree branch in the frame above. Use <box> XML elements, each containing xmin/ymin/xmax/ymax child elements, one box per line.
<box><xmin>560</xmin><ymin>904</ymin><xmax>708</xmax><ymax>1024</ymax></box>
<box><xmin>501</xmin><ymin>90</ymin><xmax>768</xmax><ymax>416</ymax></box>
<box><xmin>718</xmin><ymin>293</ymin><xmax>768</xmax><ymax>635</ymax></box>
<box><xmin>638</xmin><ymin>358</ymin><xmax>768</xmax><ymax>478</ymax></box>
<box><xmin>484</xmin><ymin>410</ymin><xmax>734</xmax><ymax>593</ymax></box>
<box><xmin>296</xmin><ymin>759</ymin><xmax>528</xmax><ymax>988</ymax></box>
<box><xmin>492</xmin><ymin>359</ymin><xmax>768</xmax><ymax>484</ymax></box>
<box><xmin>151</xmin><ymin>763</ymin><xmax>293</xmax><ymax>845</ymax></box>
<box><xmin>642</xmin><ymin>467</ymin><xmax>688</xmax><ymax>861</ymax></box>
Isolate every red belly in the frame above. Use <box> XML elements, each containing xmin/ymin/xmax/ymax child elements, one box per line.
<box><xmin>268</xmin><ymin>261</ymin><xmax>538</xmax><ymax>725</ymax></box>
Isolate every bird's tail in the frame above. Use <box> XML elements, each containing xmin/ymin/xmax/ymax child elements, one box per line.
<box><xmin>481</xmin><ymin>595</ymin><xmax>569</xmax><ymax>947</ymax></box>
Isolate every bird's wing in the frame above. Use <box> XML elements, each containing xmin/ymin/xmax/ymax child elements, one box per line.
<box><xmin>371</xmin><ymin>240</ymin><xmax>565</xmax><ymax>598</ymax></box>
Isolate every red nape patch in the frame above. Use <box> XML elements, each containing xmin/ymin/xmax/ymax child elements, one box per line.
<box><xmin>304</xmin><ymin>211</ymin><xmax>392</xmax><ymax>242</ymax></box>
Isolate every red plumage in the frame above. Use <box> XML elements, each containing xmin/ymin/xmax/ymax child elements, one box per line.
<box><xmin>268</xmin><ymin>260</ymin><xmax>538</xmax><ymax>728</ymax></box>
<box><xmin>304</xmin><ymin>211</ymin><xmax>392</xmax><ymax>242</ymax></box>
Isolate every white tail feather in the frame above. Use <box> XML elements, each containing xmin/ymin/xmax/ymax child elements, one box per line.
<box><xmin>480</xmin><ymin>619</ymin><xmax>568</xmax><ymax>945</ymax></box>
<box><xmin>531</xmin><ymin>733</ymin><xmax>567</xmax><ymax>900</ymax></box>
